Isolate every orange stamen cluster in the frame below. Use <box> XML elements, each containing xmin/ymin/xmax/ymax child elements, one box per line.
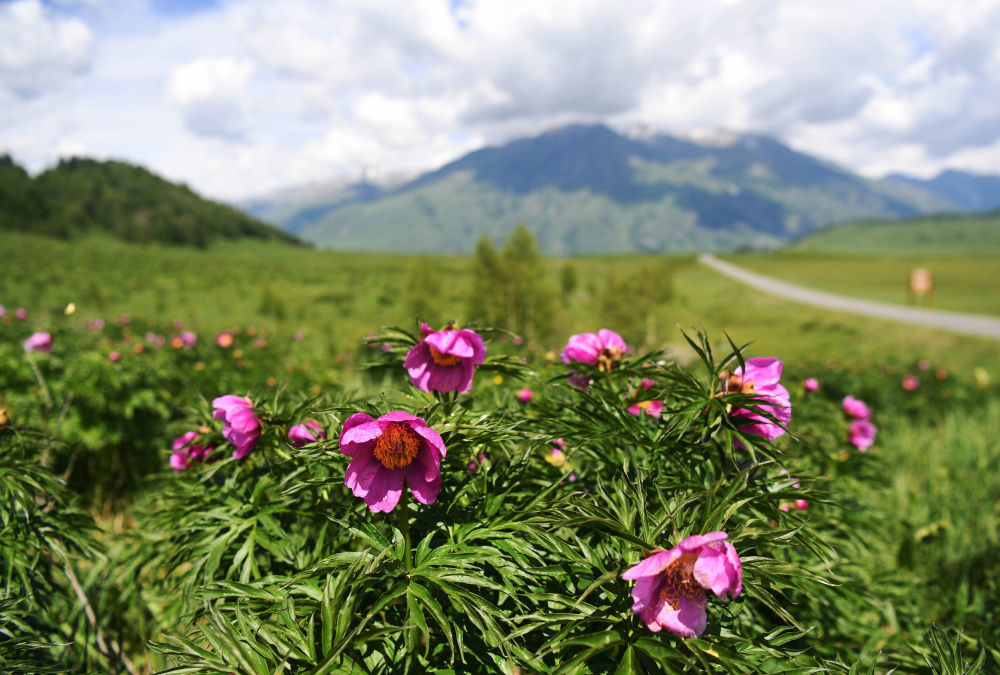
<box><xmin>373</xmin><ymin>422</ymin><xmax>422</xmax><ymax>469</ymax></box>
<box><xmin>720</xmin><ymin>372</ymin><xmax>756</xmax><ymax>395</ymax></box>
<box><xmin>597</xmin><ymin>346</ymin><xmax>625</xmax><ymax>372</ymax></box>
<box><xmin>429</xmin><ymin>345</ymin><xmax>462</xmax><ymax>367</ymax></box>
<box><xmin>657</xmin><ymin>553</ymin><xmax>704</xmax><ymax>609</ymax></box>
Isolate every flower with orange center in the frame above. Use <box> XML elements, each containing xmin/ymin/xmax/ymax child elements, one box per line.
<box><xmin>560</xmin><ymin>329</ymin><xmax>628</xmax><ymax>387</ymax></box>
<box><xmin>340</xmin><ymin>411</ymin><xmax>447</xmax><ymax>513</ymax></box>
<box><xmin>404</xmin><ymin>323</ymin><xmax>487</xmax><ymax>394</ymax></box>
<box><xmin>623</xmin><ymin>531</ymin><xmax>742</xmax><ymax>637</ymax></box>
<box><xmin>725</xmin><ymin>358</ymin><xmax>791</xmax><ymax>444</ymax></box>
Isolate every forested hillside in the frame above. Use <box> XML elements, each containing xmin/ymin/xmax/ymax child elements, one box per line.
<box><xmin>0</xmin><ymin>155</ymin><xmax>300</xmax><ymax>247</ymax></box>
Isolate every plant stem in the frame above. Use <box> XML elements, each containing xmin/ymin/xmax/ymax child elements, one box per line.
<box><xmin>26</xmin><ymin>351</ymin><xmax>52</xmax><ymax>409</ymax></box>
<box><xmin>396</xmin><ymin>491</ymin><xmax>413</xmax><ymax>572</ymax></box>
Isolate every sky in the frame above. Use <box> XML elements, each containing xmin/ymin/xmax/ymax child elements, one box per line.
<box><xmin>2</xmin><ymin>0</ymin><xmax>1000</xmax><ymax>203</ymax></box>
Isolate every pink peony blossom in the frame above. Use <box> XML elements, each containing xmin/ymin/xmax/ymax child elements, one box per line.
<box><xmin>15</xmin><ymin>308</ymin><xmax>27</xmax><ymax>320</ymax></box>
<box><xmin>803</xmin><ymin>378</ymin><xmax>819</xmax><ymax>393</ymax></box>
<box><xmin>902</xmin><ymin>375</ymin><xmax>919</xmax><ymax>391</ymax></box>
<box><xmin>404</xmin><ymin>323</ymin><xmax>486</xmax><ymax>394</ymax></box>
<box><xmin>109</xmin><ymin>351</ymin><xmax>121</xmax><ymax>362</ymax></box>
<box><xmin>727</xmin><ymin>358</ymin><xmax>791</xmax><ymax>442</ymax></box>
<box><xmin>842</xmin><ymin>395</ymin><xmax>871</xmax><ymax>420</ymax></box>
<box><xmin>288</xmin><ymin>421</ymin><xmax>326</xmax><ymax>447</ymax></box>
<box><xmin>627</xmin><ymin>378</ymin><xmax>664</xmax><ymax>418</ymax></box>
<box><xmin>623</xmin><ymin>531</ymin><xmax>742</xmax><ymax>637</ymax></box>
<box><xmin>169</xmin><ymin>431</ymin><xmax>216</xmax><ymax>472</ymax></box>
<box><xmin>517</xmin><ymin>388</ymin><xmax>533</xmax><ymax>403</ymax></box>
<box><xmin>23</xmin><ymin>331</ymin><xmax>52</xmax><ymax>353</ymax></box>
<box><xmin>212</xmin><ymin>395</ymin><xmax>261</xmax><ymax>459</ymax></box>
<box><xmin>179</xmin><ymin>331</ymin><xmax>197</xmax><ymax>348</ymax></box>
<box><xmin>339</xmin><ymin>411</ymin><xmax>447</xmax><ymax>513</ymax></box>
<box><xmin>849</xmin><ymin>419</ymin><xmax>877</xmax><ymax>451</ymax></box>
<box><xmin>561</xmin><ymin>329</ymin><xmax>628</xmax><ymax>371</ymax></box>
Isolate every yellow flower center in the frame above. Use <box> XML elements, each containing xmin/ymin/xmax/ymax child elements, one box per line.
<box><xmin>636</xmin><ymin>400</ymin><xmax>652</xmax><ymax>410</ymax></box>
<box><xmin>373</xmin><ymin>422</ymin><xmax>422</xmax><ymax>470</ymax></box>
<box><xmin>720</xmin><ymin>372</ymin><xmax>756</xmax><ymax>395</ymax></box>
<box><xmin>658</xmin><ymin>553</ymin><xmax>703</xmax><ymax>609</ymax></box>
<box><xmin>429</xmin><ymin>345</ymin><xmax>462</xmax><ymax>366</ymax></box>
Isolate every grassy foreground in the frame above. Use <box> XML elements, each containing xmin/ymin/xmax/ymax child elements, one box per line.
<box><xmin>2</xmin><ymin>232</ymin><xmax>998</xmax><ymax>671</ymax></box>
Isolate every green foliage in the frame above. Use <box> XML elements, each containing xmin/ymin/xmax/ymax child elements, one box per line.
<box><xmin>0</xmin><ymin>155</ymin><xmax>300</xmax><ymax>246</ymax></box>
<box><xmin>466</xmin><ymin>226</ymin><xmax>556</xmax><ymax>341</ymax></box>
<box><xmin>792</xmin><ymin>212</ymin><xmax>1000</xmax><ymax>256</ymax></box>
<box><xmin>2</xmin><ymin>231</ymin><xmax>999</xmax><ymax>672</ymax></box>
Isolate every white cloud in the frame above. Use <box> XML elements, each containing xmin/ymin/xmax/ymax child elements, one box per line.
<box><xmin>165</xmin><ymin>57</ymin><xmax>255</xmax><ymax>139</ymax></box>
<box><xmin>0</xmin><ymin>0</ymin><xmax>95</xmax><ymax>98</ymax></box>
<box><xmin>1</xmin><ymin>0</ymin><xmax>1000</xmax><ymax>201</ymax></box>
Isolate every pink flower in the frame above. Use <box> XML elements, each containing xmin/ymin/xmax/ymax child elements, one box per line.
<box><xmin>179</xmin><ymin>331</ymin><xmax>197</xmax><ymax>348</ymax></box>
<box><xmin>216</xmin><ymin>331</ymin><xmax>234</xmax><ymax>348</ymax></box>
<box><xmin>15</xmin><ymin>308</ymin><xmax>27</xmax><ymax>320</ymax></box>
<box><xmin>517</xmin><ymin>388</ymin><xmax>533</xmax><ymax>403</ymax></box>
<box><xmin>623</xmin><ymin>531</ymin><xmax>742</xmax><ymax>637</ymax></box>
<box><xmin>803</xmin><ymin>378</ymin><xmax>819</xmax><ymax>393</ymax></box>
<box><xmin>917</xmin><ymin>360</ymin><xmax>931</xmax><ymax>371</ymax></box>
<box><xmin>109</xmin><ymin>351</ymin><xmax>121</xmax><ymax>362</ymax></box>
<box><xmin>0</xmin><ymin>305</ymin><xmax>5</xmax><ymax>318</ymax></box>
<box><xmin>902</xmin><ymin>375</ymin><xmax>919</xmax><ymax>391</ymax></box>
<box><xmin>288</xmin><ymin>421</ymin><xmax>326</xmax><ymax>447</ymax></box>
<box><xmin>23</xmin><ymin>331</ymin><xmax>52</xmax><ymax>353</ymax></box>
<box><xmin>727</xmin><ymin>358</ymin><xmax>791</xmax><ymax>442</ymax></box>
<box><xmin>849</xmin><ymin>419</ymin><xmax>877</xmax><ymax>451</ymax></box>
<box><xmin>561</xmin><ymin>329</ymin><xmax>628</xmax><ymax>371</ymax></box>
<box><xmin>212</xmin><ymin>395</ymin><xmax>261</xmax><ymax>459</ymax></box>
<box><xmin>403</xmin><ymin>323</ymin><xmax>487</xmax><ymax>394</ymax></box>
<box><xmin>842</xmin><ymin>395</ymin><xmax>871</xmax><ymax>420</ymax></box>
<box><xmin>170</xmin><ymin>431</ymin><xmax>216</xmax><ymax>472</ymax></box>
<box><xmin>294</xmin><ymin>330</ymin><xmax>304</xmax><ymax>342</ymax></box>
<box><xmin>89</xmin><ymin>318</ymin><xmax>105</xmax><ymax>331</ymax></box>
<box><xmin>627</xmin><ymin>378</ymin><xmax>663</xmax><ymax>418</ymax></box>
<box><xmin>173</xmin><ymin>319</ymin><xmax>184</xmax><ymax>329</ymax></box>
<box><xmin>339</xmin><ymin>411</ymin><xmax>447</xmax><ymax>513</ymax></box>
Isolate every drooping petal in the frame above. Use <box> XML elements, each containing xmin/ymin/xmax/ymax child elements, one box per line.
<box><xmin>652</xmin><ymin>592</ymin><xmax>708</xmax><ymax>638</ymax></box>
<box><xmin>344</xmin><ymin>448</ymin><xmax>379</xmax><ymax>492</ymax></box>
<box><xmin>692</xmin><ymin>541</ymin><xmax>742</xmax><ymax>600</ymax></box>
<box><xmin>404</xmin><ymin>456</ymin><xmax>441</xmax><ymax>505</ymax></box>
<box><xmin>411</xmin><ymin>423</ymin><xmax>448</xmax><ymax>460</ymax></box>
<box><xmin>364</xmin><ymin>468</ymin><xmax>404</xmax><ymax>513</ymax></box>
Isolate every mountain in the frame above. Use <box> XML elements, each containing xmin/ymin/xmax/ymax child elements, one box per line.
<box><xmin>883</xmin><ymin>170</ymin><xmax>1000</xmax><ymax>213</ymax></box>
<box><xmin>0</xmin><ymin>155</ymin><xmax>300</xmax><ymax>247</ymax></box>
<box><xmin>250</xmin><ymin>124</ymin><xmax>978</xmax><ymax>255</ymax></box>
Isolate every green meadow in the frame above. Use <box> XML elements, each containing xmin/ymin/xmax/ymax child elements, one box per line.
<box><xmin>3</xmin><ymin>227</ymin><xmax>998</xmax><ymax>671</ymax></box>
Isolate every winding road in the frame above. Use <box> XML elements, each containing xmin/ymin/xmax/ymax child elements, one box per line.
<box><xmin>699</xmin><ymin>254</ymin><xmax>1000</xmax><ymax>341</ymax></box>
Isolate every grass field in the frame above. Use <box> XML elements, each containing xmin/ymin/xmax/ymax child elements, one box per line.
<box><xmin>790</xmin><ymin>211</ymin><xmax>1000</xmax><ymax>256</ymax></box>
<box><xmin>6</xmin><ymin>232</ymin><xmax>998</xmax><ymax>376</ymax></box>
<box><xmin>4</xmin><ymin>230</ymin><xmax>999</xmax><ymax>671</ymax></box>
<box><xmin>718</xmin><ymin>252</ymin><xmax>1000</xmax><ymax>316</ymax></box>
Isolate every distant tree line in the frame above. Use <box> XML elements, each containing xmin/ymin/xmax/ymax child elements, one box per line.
<box><xmin>0</xmin><ymin>154</ymin><xmax>301</xmax><ymax>247</ymax></box>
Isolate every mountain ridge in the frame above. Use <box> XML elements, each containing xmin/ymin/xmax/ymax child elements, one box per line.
<box><xmin>253</xmin><ymin>123</ymin><xmax>989</xmax><ymax>255</ymax></box>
